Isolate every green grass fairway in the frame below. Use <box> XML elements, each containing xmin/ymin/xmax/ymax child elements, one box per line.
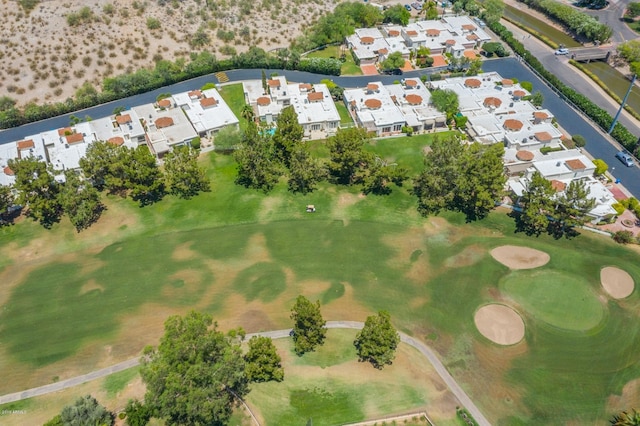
<box><xmin>501</xmin><ymin>270</ymin><xmax>605</xmax><ymax>331</ymax></box>
<box><xmin>218</xmin><ymin>83</ymin><xmax>248</xmax><ymax>129</ymax></box>
<box><xmin>2</xmin><ymin>143</ymin><xmax>640</xmax><ymax>425</ymax></box>
<box><xmin>247</xmin><ymin>330</ymin><xmax>454</xmax><ymax>425</ymax></box>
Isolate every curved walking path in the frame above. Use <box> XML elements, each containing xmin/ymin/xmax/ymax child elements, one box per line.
<box><xmin>0</xmin><ymin>321</ymin><xmax>491</xmax><ymax>426</ymax></box>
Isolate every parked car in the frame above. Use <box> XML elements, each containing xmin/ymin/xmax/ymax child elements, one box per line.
<box><xmin>616</xmin><ymin>151</ymin><xmax>635</xmax><ymax>167</ymax></box>
<box><xmin>404</xmin><ymin>4</ymin><xmax>412</xmax><ymax>11</ymax></box>
<box><xmin>555</xmin><ymin>48</ymin><xmax>570</xmax><ymax>55</ymax></box>
<box><xmin>382</xmin><ymin>68</ymin><xmax>404</xmax><ymax>75</ymax></box>
<box><xmin>412</xmin><ymin>2</ymin><xmax>423</xmax><ymax>10</ymax></box>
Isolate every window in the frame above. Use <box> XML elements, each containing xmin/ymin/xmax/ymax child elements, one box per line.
<box><xmin>393</xmin><ymin>124</ymin><xmax>402</xmax><ymax>132</ymax></box>
<box><xmin>382</xmin><ymin>126</ymin><xmax>391</xmax><ymax>133</ymax></box>
<box><xmin>311</xmin><ymin>124</ymin><xmax>320</xmax><ymax>131</ymax></box>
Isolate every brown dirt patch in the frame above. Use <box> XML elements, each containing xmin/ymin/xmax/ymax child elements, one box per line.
<box><xmin>601</xmin><ymin>266</ymin><xmax>635</xmax><ymax>299</ymax></box>
<box><xmin>607</xmin><ymin>378</ymin><xmax>640</xmax><ymax>414</ymax></box>
<box><xmin>171</xmin><ymin>242</ymin><xmax>199</xmax><ymax>262</ymax></box>
<box><xmin>490</xmin><ymin>245</ymin><xmax>550</xmax><ymax>269</ymax></box>
<box><xmin>474</xmin><ymin>304</ymin><xmax>525</xmax><ymax>345</ymax></box>
<box><xmin>79</xmin><ymin>279</ymin><xmax>104</xmax><ymax>295</ymax></box>
<box><xmin>444</xmin><ymin>244</ymin><xmax>485</xmax><ymax>268</ymax></box>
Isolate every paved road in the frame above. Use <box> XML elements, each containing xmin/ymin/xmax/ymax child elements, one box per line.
<box><xmin>584</xmin><ymin>0</ymin><xmax>638</xmax><ymax>43</ymax></box>
<box><xmin>0</xmin><ymin>321</ymin><xmax>491</xmax><ymax>426</ymax></box>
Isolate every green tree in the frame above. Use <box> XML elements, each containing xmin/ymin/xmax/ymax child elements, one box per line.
<box><xmin>80</xmin><ymin>141</ymin><xmax>127</xmax><ymax>192</ymax></box>
<box><xmin>0</xmin><ymin>184</ymin><xmax>14</xmax><ymax>225</ymax></box>
<box><xmin>290</xmin><ymin>295</ymin><xmax>327</xmax><ymax>356</ymax></box>
<box><xmin>244</xmin><ymin>336</ymin><xmax>284</xmax><ymax>382</ymax></box>
<box><xmin>273</xmin><ymin>105</ymin><xmax>304</xmax><ymax>165</ymax></box>
<box><xmin>425</xmin><ymin>0</ymin><xmax>439</xmax><ymax>19</ymax></box>
<box><xmin>126</xmin><ymin>146</ymin><xmax>165</xmax><ymax>206</ymax></box>
<box><xmin>214</xmin><ymin>126</ymin><xmax>243</xmax><ymax>151</ymax></box>
<box><xmin>628</xmin><ymin>2</ymin><xmax>640</xmax><ymax>17</ymax></box>
<box><xmin>234</xmin><ymin>122</ymin><xmax>281</xmax><ymax>192</ymax></box>
<box><xmin>141</xmin><ymin>311</ymin><xmax>248</xmax><ymax>426</ymax></box>
<box><xmin>354</xmin><ymin>311</ymin><xmax>400</xmax><ymax>369</ymax></box>
<box><xmin>454</xmin><ymin>142</ymin><xmax>506</xmax><ymax>220</ymax></box>
<box><xmin>58</xmin><ymin>170</ymin><xmax>104</xmax><ymax>232</ymax></box>
<box><xmin>8</xmin><ymin>157</ymin><xmax>62</xmax><ymax>228</ymax></box>
<box><xmin>326</xmin><ymin>127</ymin><xmax>371</xmax><ymax>185</ymax></box>
<box><xmin>361</xmin><ymin>157</ymin><xmax>408</xmax><ymax>195</ymax></box>
<box><xmin>287</xmin><ymin>146</ymin><xmax>325</xmax><ymax>194</ymax></box>
<box><xmin>592</xmin><ymin>159</ymin><xmax>608</xmax><ymax>176</ymax></box>
<box><xmin>517</xmin><ymin>171</ymin><xmax>555</xmax><ymax>236</ymax></box>
<box><xmin>610</xmin><ymin>408</ymin><xmax>640</xmax><ymax>425</ymax></box>
<box><xmin>482</xmin><ymin>0</ymin><xmax>504</xmax><ymax>24</ymax></box>
<box><xmin>43</xmin><ymin>414</ymin><xmax>63</xmax><ymax>426</ymax></box>
<box><xmin>261</xmin><ymin>69</ymin><xmax>268</xmax><ymax>94</ymax></box>
<box><xmin>124</xmin><ymin>399</ymin><xmax>151</xmax><ymax>426</ymax></box>
<box><xmin>481</xmin><ymin>42</ymin><xmax>507</xmax><ymax>57</ymax></box>
<box><xmin>163</xmin><ymin>146</ymin><xmax>210</xmax><ymax>199</ymax></box>
<box><xmin>383</xmin><ymin>4</ymin><xmax>411</xmax><ymax>25</ymax></box>
<box><xmin>60</xmin><ymin>395</ymin><xmax>114</xmax><ymax>426</ymax></box>
<box><xmin>549</xmin><ymin>179</ymin><xmax>595</xmax><ymax>237</ymax></box>
<box><xmin>572</xmin><ymin>134</ymin><xmax>587</xmax><ymax>148</ymax></box>
<box><xmin>381</xmin><ymin>51</ymin><xmax>406</xmax><ymax>71</ymax></box>
<box><xmin>430</xmin><ymin>89</ymin><xmax>459</xmax><ymax>120</ymax></box>
<box><xmin>413</xmin><ymin>135</ymin><xmax>464</xmax><ymax>215</ymax></box>
<box><xmin>530</xmin><ymin>91</ymin><xmax>544</xmax><ymax>107</ymax></box>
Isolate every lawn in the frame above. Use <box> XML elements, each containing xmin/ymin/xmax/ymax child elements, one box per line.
<box><xmin>218</xmin><ymin>83</ymin><xmax>248</xmax><ymax>129</ymax></box>
<box><xmin>335</xmin><ymin>102</ymin><xmax>353</xmax><ymax>125</ymax></box>
<box><xmin>307</xmin><ymin>45</ymin><xmax>363</xmax><ymax>76</ymax></box>
<box><xmin>1</xmin><ymin>140</ymin><xmax>640</xmax><ymax>424</ymax></box>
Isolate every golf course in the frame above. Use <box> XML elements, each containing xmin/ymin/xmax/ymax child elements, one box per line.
<box><xmin>1</xmin><ymin>135</ymin><xmax>640</xmax><ymax>425</ymax></box>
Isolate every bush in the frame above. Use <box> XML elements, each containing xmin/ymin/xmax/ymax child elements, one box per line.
<box><xmin>572</xmin><ymin>134</ymin><xmax>586</xmax><ymax>147</ymax></box>
<box><xmin>146</xmin><ymin>17</ymin><xmax>161</xmax><ymax>30</ymax></box>
<box><xmin>613</xmin><ymin>230</ymin><xmax>635</xmax><ymax>244</ymax></box>
<box><xmin>592</xmin><ymin>158</ymin><xmax>608</xmax><ymax>176</ymax></box>
<box><xmin>612</xmin><ymin>202</ymin><xmax>626</xmax><ymax>216</ymax></box>
<box><xmin>191</xmin><ymin>136</ymin><xmax>201</xmax><ymax>150</ymax></box>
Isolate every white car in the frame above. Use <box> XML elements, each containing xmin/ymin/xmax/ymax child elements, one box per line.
<box><xmin>555</xmin><ymin>48</ymin><xmax>569</xmax><ymax>55</ymax></box>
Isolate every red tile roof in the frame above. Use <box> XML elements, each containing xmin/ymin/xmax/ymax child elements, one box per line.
<box><xmin>534</xmin><ymin>131</ymin><xmax>553</xmax><ymax>142</ymax></box>
<box><xmin>17</xmin><ymin>139</ymin><xmax>35</xmax><ymax>150</ymax></box>
<box><xmin>378</xmin><ymin>48</ymin><xmax>389</xmax><ymax>55</ymax></box>
<box><xmin>466</xmin><ymin>34</ymin><xmax>479</xmax><ymax>41</ymax></box>
<box><xmin>406</xmin><ymin>30</ymin><xmax>418</xmax><ymax>37</ymax></box>
<box><xmin>445</xmin><ymin>39</ymin><xmax>456</xmax><ymax>45</ymax></box>
<box><xmin>502</xmin><ymin>79</ymin><xmax>514</xmax><ymax>86</ymax></box>
<box><xmin>426</xmin><ymin>29</ymin><xmax>440</xmax><ymax>37</ymax></box>
<box><xmin>188</xmin><ymin>90</ymin><xmax>202</xmax><ymax>99</ymax></box>
<box><xmin>158</xmin><ymin>98</ymin><xmax>171</xmax><ymax>108</ymax></box>
<box><xmin>484</xmin><ymin>97</ymin><xmax>502</xmax><ymax>108</ymax></box>
<box><xmin>465</xmin><ymin>78</ymin><xmax>481</xmax><ymax>88</ymax></box>
<box><xmin>155</xmin><ymin>117</ymin><xmax>174</xmax><ymax>128</ymax></box>
<box><xmin>307</xmin><ymin>92</ymin><xmax>324</xmax><ymax>102</ymax></box>
<box><xmin>503</xmin><ymin>119</ymin><xmax>523</xmax><ymax>131</ymax></box>
<box><xmin>257</xmin><ymin>96</ymin><xmax>271</xmax><ymax>106</ymax></box>
<box><xmin>405</xmin><ymin>79</ymin><xmax>418</xmax><ymax>87</ymax></box>
<box><xmin>65</xmin><ymin>133</ymin><xmax>84</xmax><ymax>144</ymax></box>
<box><xmin>551</xmin><ymin>180</ymin><xmax>567</xmax><ymax>192</ymax></box>
<box><xmin>115</xmin><ymin>114</ymin><xmax>132</xmax><ymax>125</ymax></box>
<box><xmin>367</xmin><ymin>83</ymin><xmax>379</xmax><ymax>91</ymax></box>
<box><xmin>361</xmin><ymin>36</ymin><xmax>375</xmax><ymax>44</ymax></box>
<box><xmin>57</xmin><ymin>127</ymin><xmax>72</xmax><ymax>136</ymax></box>
<box><xmin>566</xmin><ymin>159</ymin><xmax>587</xmax><ymax>170</ymax></box>
<box><xmin>405</xmin><ymin>94</ymin><xmax>423</xmax><ymax>105</ymax></box>
<box><xmin>299</xmin><ymin>83</ymin><xmax>312</xmax><ymax>91</ymax></box>
<box><xmin>388</xmin><ymin>29</ymin><xmax>400</xmax><ymax>37</ymax></box>
<box><xmin>462</xmin><ymin>24</ymin><xmax>477</xmax><ymax>31</ymax></box>
<box><xmin>513</xmin><ymin>90</ymin><xmax>527</xmax><ymax>98</ymax></box>
<box><xmin>267</xmin><ymin>79</ymin><xmax>281</xmax><ymax>87</ymax></box>
<box><xmin>200</xmin><ymin>97</ymin><xmax>218</xmax><ymax>108</ymax></box>
<box><xmin>515</xmin><ymin>150</ymin><xmax>534</xmax><ymax>161</ymax></box>
<box><xmin>534</xmin><ymin>111</ymin><xmax>549</xmax><ymax>119</ymax></box>
<box><xmin>107</xmin><ymin>136</ymin><xmax>125</xmax><ymax>146</ymax></box>
<box><xmin>3</xmin><ymin>166</ymin><xmax>14</xmax><ymax>176</ymax></box>
<box><xmin>364</xmin><ymin>98</ymin><xmax>382</xmax><ymax>109</ymax></box>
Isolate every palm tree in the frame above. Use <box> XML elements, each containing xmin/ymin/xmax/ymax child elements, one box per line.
<box><xmin>241</xmin><ymin>104</ymin><xmax>255</xmax><ymax>123</ymax></box>
<box><xmin>611</xmin><ymin>409</ymin><xmax>640</xmax><ymax>425</ymax></box>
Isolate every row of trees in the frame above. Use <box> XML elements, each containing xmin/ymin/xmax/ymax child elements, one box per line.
<box><xmin>4</xmin><ymin>143</ymin><xmax>208</xmax><ymax>231</ymax></box>
<box><xmin>518</xmin><ymin>0</ymin><xmax>613</xmax><ymax>42</ymax></box>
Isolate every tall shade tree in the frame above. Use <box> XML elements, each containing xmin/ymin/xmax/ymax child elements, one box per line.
<box><xmin>354</xmin><ymin>311</ymin><xmax>400</xmax><ymax>369</ymax></box>
<box><xmin>60</xmin><ymin>395</ymin><xmax>114</xmax><ymax>426</ymax></box>
<box><xmin>0</xmin><ymin>184</ymin><xmax>15</xmax><ymax>224</ymax></box>
<box><xmin>8</xmin><ymin>156</ymin><xmax>62</xmax><ymax>228</ymax></box>
<box><xmin>326</xmin><ymin>127</ymin><xmax>371</xmax><ymax>185</ymax></box>
<box><xmin>412</xmin><ymin>135</ymin><xmax>464</xmax><ymax>215</ymax></box>
<box><xmin>80</xmin><ymin>141</ymin><xmax>127</xmax><ymax>193</ymax></box>
<box><xmin>290</xmin><ymin>295</ymin><xmax>327</xmax><ymax>356</ymax></box>
<box><xmin>58</xmin><ymin>170</ymin><xmax>104</xmax><ymax>232</ymax></box>
<box><xmin>383</xmin><ymin>4</ymin><xmax>411</xmax><ymax>25</ymax></box>
<box><xmin>482</xmin><ymin>0</ymin><xmax>505</xmax><ymax>24</ymax></box>
<box><xmin>273</xmin><ymin>105</ymin><xmax>304</xmax><ymax>165</ymax></box>
<box><xmin>244</xmin><ymin>336</ymin><xmax>284</xmax><ymax>382</ymax></box>
<box><xmin>380</xmin><ymin>51</ymin><xmax>406</xmax><ymax>71</ymax></box>
<box><xmin>141</xmin><ymin>311</ymin><xmax>249</xmax><ymax>426</ymax></box>
<box><xmin>549</xmin><ymin>178</ymin><xmax>595</xmax><ymax>237</ymax></box>
<box><xmin>517</xmin><ymin>171</ymin><xmax>555</xmax><ymax>236</ymax></box>
<box><xmin>125</xmin><ymin>146</ymin><xmax>165</xmax><ymax>206</ymax></box>
<box><xmin>234</xmin><ymin>121</ymin><xmax>281</xmax><ymax>192</ymax></box>
<box><xmin>454</xmin><ymin>142</ymin><xmax>506</xmax><ymax>221</ymax></box>
<box><xmin>430</xmin><ymin>89</ymin><xmax>459</xmax><ymax>120</ymax></box>
<box><xmin>287</xmin><ymin>146</ymin><xmax>325</xmax><ymax>194</ymax></box>
<box><xmin>163</xmin><ymin>145</ymin><xmax>210</xmax><ymax>199</ymax></box>
<box><xmin>124</xmin><ymin>399</ymin><xmax>152</xmax><ymax>426</ymax></box>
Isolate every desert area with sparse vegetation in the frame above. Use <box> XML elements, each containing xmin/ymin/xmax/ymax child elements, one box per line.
<box><xmin>1</xmin><ymin>0</ymin><xmax>353</xmax><ymax>106</ymax></box>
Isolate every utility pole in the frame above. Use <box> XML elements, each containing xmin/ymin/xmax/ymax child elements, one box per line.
<box><xmin>608</xmin><ymin>74</ymin><xmax>637</xmax><ymax>134</ymax></box>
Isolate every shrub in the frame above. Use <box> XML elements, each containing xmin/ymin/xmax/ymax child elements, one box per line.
<box><xmin>612</xmin><ymin>202</ymin><xmax>626</xmax><ymax>216</ymax></box>
<box><xmin>191</xmin><ymin>136</ymin><xmax>201</xmax><ymax>150</ymax></box>
<box><xmin>572</xmin><ymin>134</ymin><xmax>586</xmax><ymax>147</ymax></box>
<box><xmin>592</xmin><ymin>159</ymin><xmax>608</xmax><ymax>176</ymax></box>
<box><xmin>146</xmin><ymin>17</ymin><xmax>161</xmax><ymax>30</ymax></box>
<box><xmin>613</xmin><ymin>230</ymin><xmax>634</xmax><ymax>244</ymax></box>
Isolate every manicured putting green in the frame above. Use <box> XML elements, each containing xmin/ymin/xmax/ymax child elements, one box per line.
<box><xmin>501</xmin><ymin>270</ymin><xmax>605</xmax><ymax>331</ymax></box>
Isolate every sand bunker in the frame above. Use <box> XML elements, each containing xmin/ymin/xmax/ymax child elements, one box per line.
<box><xmin>475</xmin><ymin>304</ymin><xmax>525</xmax><ymax>345</ymax></box>
<box><xmin>490</xmin><ymin>245</ymin><xmax>550</xmax><ymax>269</ymax></box>
<box><xmin>601</xmin><ymin>267</ymin><xmax>634</xmax><ymax>299</ymax></box>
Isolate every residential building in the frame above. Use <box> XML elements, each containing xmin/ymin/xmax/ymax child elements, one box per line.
<box><xmin>172</xmin><ymin>88</ymin><xmax>239</xmax><ymax>137</ymax></box>
<box><xmin>343</xmin><ymin>82</ymin><xmax>406</xmax><ymax>136</ymax></box>
<box><xmin>90</xmin><ymin>110</ymin><xmax>146</xmax><ymax>147</ymax></box>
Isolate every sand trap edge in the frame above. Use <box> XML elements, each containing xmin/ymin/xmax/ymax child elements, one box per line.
<box><xmin>474</xmin><ymin>303</ymin><xmax>525</xmax><ymax>346</ymax></box>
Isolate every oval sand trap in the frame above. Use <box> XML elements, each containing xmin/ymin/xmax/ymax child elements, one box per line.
<box><xmin>490</xmin><ymin>245</ymin><xmax>550</xmax><ymax>270</ymax></box>
<box><xmin>601</xmin><ymin>266</ymin><xmax>634</xmax><ymax>299</ymax></box>
<box><xmin>475</xmin><ymin>304</ymin><xmax>525</xmax><ymax>345</ymax></box>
